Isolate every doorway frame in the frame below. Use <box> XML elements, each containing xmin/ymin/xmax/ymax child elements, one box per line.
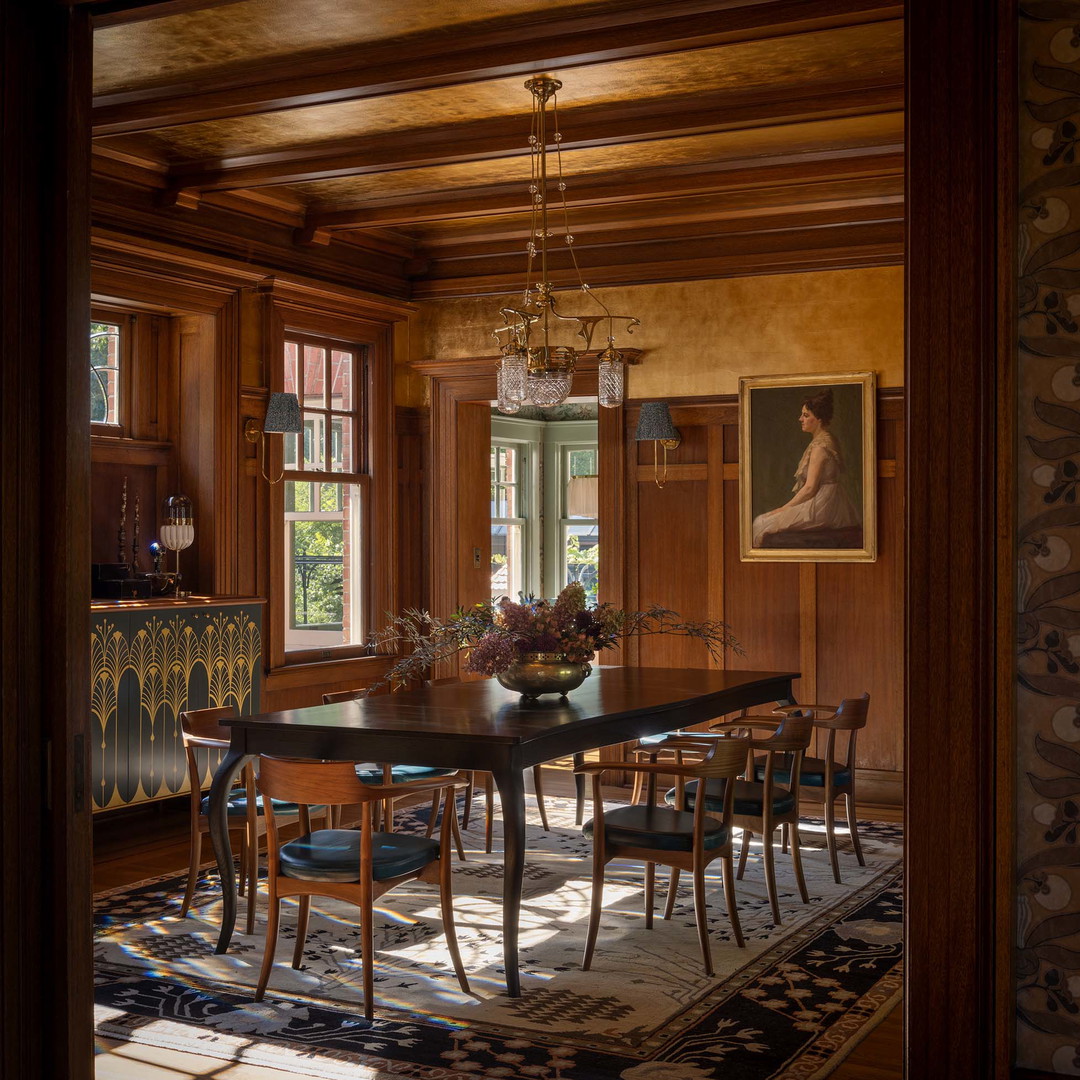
<box><xmin>9</xmin><ymin>2</ymin><xmax>1017</xmax><ymax>1075</ymax></box>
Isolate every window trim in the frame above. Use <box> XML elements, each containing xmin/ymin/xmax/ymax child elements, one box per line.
<box><xmin>541</xmin><ymin>421</ymin><xmax>599</xmax><ymax>598</ymax></box>
<box><xmin>265</xmin><ymin>304</ymin><xmax>395</xmax><ymax>674</ymax></box>
<box><xmin>89</xmin><ymin>306</ymin><xmax>133</xmax><ymax>438</ymax></box>
<box><xmin>490</xmin><ymin>417</ymin><xmax>544</xmax><ymax>599</ymax></box>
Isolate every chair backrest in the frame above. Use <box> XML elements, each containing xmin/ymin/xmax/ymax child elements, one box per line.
<box><xmin>686</xmin><ymin>734</ymin><xmax>750</xmax><ymax>833</ymax></box>
<box><xmin>816</xmin><ymin>692</ymin><xmax>869</xmax><ymax>771</ymax></box>
<box><xmin>258</xmin><ymin>755</ymin><xmax>369</xmax><ymax>807</ymax></box>
<box><xmin>755</xmin><ymin>713</ymin><xmax>814</xmax><ymax>804</ymax></box>
<box><xmin>691</xmin><ymin>733</ymin><xmax>750</xmax><ymax>781</ymax></box>
<box><xmin>179</xmin><ymin>706</ymin><xmax>244</xmax><ymax>816</ymax></box>
<box><xmin>818</xmin><ymin>692</ymin><xmax>870</xmax><ymax>732</ymax></box>
<box><xmin>179</xmin><ymin>705</ymin><xmax>237</xmax><ymax>746</ymax></box>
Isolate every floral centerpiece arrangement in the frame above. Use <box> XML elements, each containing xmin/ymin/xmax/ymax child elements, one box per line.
<box><xmin>367</xmin><ymin>582</ymin><xmax>741</xmax><ymax>697</ymax></box>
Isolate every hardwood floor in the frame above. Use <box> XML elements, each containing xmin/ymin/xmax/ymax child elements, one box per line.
<box><xmin>93</xmin><ymin>770</ymin><xmax>903</xmax><ymax>1080</ymax></box>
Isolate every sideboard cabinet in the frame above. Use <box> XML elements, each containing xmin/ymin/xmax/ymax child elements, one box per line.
<box><xmin>89</xmin><ymin>597</ymin><xmax>264</xmax><ymax>811</ymax></box>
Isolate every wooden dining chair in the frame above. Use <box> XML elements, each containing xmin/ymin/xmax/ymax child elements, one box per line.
<box><xmin>252</xmin><ymin>756</ymin><xmax>470</xmax><ymax>1018</ymax></box>
<box><xmin>665</xmin><ymin>712</ymin><xmax>814</xmax><ymax>926</ymax></box>
<box><xmin>625</xmin><ymin>709</ymin><xmax>755</xmax><ymax>806</ymax></box>
<box><xmin>325</xmin><ymin>683</ymin><xmax>553</xmax><ymax>855</ymax></box>
<box><xmin>577</xmin><ymin>734</ymin><xmax>751</xmax><ymax>977</ymax></box>
<box><xmin>321</xmin><ymin>688</ymin><xmax>463</xmax><ymax>858</ymax></box>
<box><xmin>179</xmin><ymin>706</ymin><xmax>324</xmax><ymax>935</ymax></box>
<box><xmin>760</xmin><ymin>693</ymin><xmax>871</xmax><ymax>883</ymax></box>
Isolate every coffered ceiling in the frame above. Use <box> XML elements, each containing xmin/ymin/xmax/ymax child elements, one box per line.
<box><xmin>88</xmin><ymin>0</ymin><xmax>905</xmax><ymax>297</ymax></box>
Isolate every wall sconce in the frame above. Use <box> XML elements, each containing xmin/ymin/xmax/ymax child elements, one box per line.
<box><xmin>634</xmin><ymin>402</ymin><xmax>681</xmax><ymax>489</ymax></box>
<box><xmin>243</xmin><ymin>392</ymin><xmax>303</xmax><ymax>483</ymax></box>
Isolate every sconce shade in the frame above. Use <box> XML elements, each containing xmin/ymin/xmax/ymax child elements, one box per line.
<box><xmin>263</xmin><ymin>392</ymin><xmax>303</xmax><ymax>434</ymax></box>
<box><xmin>634</xmin><ymin>402</ymin><xmax>679</xmax><ymax>442</ymax></box>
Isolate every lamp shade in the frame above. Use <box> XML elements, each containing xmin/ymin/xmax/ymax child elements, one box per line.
<box><xmin>263</xmin><ymin>392</ymin><xmax>303</xmax><ymax>434</ymax></box>
<box><xmin>634</xmin><ymin>401</ymin><xmax>679</xmax><ymax>441</ymax></box>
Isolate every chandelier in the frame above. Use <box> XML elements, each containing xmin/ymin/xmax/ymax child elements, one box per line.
<box><xmin>494</xmin><ymin>76</ymin><xmax>640</xmax><ymax>414</ymax></box>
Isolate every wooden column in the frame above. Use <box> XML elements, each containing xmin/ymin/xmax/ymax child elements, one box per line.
<box><xmin>0</xmin><ymin>4</ymin><xmax>93</xmax><ymax>1078</ymax></box>
<box><xmin>906</xmin><ymin>0</ymin><xmax>1015</xmax><ymax>1075</ymax></box>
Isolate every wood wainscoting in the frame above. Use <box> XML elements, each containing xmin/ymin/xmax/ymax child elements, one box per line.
<box><xmin>620</xmin><ymin>391</ymin><xmax>904</xmax><ymax>801</ymax></box>
<box><xmin>418</xmin><ymin>360</ymin><xmax>903</xmax><ymax>802</ymax></box>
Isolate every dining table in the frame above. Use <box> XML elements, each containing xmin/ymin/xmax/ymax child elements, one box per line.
<box><xmin>208</xmin><ymin>665</ymin><xmax>798</xmax><ymax>996</ymax></box>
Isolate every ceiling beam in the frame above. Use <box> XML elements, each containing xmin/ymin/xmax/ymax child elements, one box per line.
<box><xmin>303</xmin><ymin>146</ymin><xmax>905</xmax><ymax>231</ymax></box>
<box><xmin>75</xmin><ymin>0</ymin><xmax>247</xmax><ymax>28</ymax></box>
<box><xmin>411</xmin><ymin>196</ymin><xmax>905</xmax><ymax>264</ymax></box>
<box><xmin>406</xmin><ymin>175</ymin><xmax>905</xmax><ymax>249</ymax></box>
<box><xmin>91</xmin><ymin>0</ymin><xmax>902</xmax><ymax>135</ymax></box>
<box><xmin>166</xmin><ymin>83</ymin><xmax>903</xmax><ymax>193</ymax></box>
<box><xmin>407</xmin><ymin>221</ymin><xmax>904</xmax><ymax>299</ymax></box>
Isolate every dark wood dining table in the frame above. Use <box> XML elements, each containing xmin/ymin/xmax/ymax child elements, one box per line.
<box><xmin>208</xmin><ymin>665</ymin><xmax>797</xmax><ymax>995</ymax></box>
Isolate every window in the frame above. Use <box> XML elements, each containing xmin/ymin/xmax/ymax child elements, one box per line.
<box><xmin>561</xmin><ymin>446</ymin><xmax>599</xmax><ymax>600</ymax></box>
<box><xmin>281</xmin><ymin>334</ymin><xmax>367</xmax><ymax>655</ymax></box>
<box><xmin>491</xmin><ymin>442</ymin><xmax>526</xmax><ymax>601</ymax></box>
<box><xmin>90</xmin><ymin>317</ymin><xmax>124</xmax><ymax>427</ymax></box>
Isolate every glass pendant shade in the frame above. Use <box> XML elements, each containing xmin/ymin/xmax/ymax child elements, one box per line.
<box><xmin>527</xmin><ymin>368</ymin><xmax>573</xmax><ymax>407</ymax></box>
<box><xmin>502</xmin><ymin>352</ymin><xmax>528</xmax><ymax>403</ymax></box>
<box><xmin>598</xmin><ymin>355</ymin><xmax>625</xmax><ymax>408</ymax></box>
<box><xmin>496</xmin><ymin>362</ymin><xmax>521</xmax><ymax>413</ymax></box>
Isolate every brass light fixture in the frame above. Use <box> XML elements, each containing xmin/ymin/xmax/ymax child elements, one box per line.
<box><xmin>634</xmin><ymin>402</ymin><xmax>681</xmax><ymax>489</ymax></box>
<box><xmin>494</xmin><ymin>76</ymin><xmax>640</xmax><ymax>414</ymax></box>
<box><xmin>244</xmin><ymin>391</ymin><xmax>303</xmax><ymax>484</ymax></box>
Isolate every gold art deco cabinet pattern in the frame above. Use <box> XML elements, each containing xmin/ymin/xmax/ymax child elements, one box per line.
<box><xmin>90</xmin><ymin>598</ymin><xmax>263</xmax><ymax>811</ymax></box>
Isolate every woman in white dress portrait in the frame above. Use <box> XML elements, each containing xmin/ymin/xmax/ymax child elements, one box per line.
<box><xmin>751</xmin><ymin>387</ymin><xmax>860</xmax><ymax>548</ymax></box>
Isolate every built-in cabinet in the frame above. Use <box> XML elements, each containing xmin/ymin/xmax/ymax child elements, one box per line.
<box><xmin>89</xmin><ymin>597</ymin><xmax>263</xmax><ymax>811</ymax></box>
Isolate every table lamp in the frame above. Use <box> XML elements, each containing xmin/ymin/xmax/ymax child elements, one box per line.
<box><xmin>159</xmin><ymin>493</ymin><xmax>194</xmax><ymax>596</ymax></box>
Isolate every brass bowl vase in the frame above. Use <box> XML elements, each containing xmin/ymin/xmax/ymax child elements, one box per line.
<box><xmin>496</xmin><ymin>653</ymin><xmax>593</xmax><ymax>700</ymax></box>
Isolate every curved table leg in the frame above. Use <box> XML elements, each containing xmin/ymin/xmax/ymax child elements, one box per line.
<box><xmin>573</xmin><ymin>753</ymin><xmax>585</xmax><ymax>825</ymax></box>
<box><xmin>210</xmin><ymin>746</ymin><xmax>252</xmax><ymax>954</ymax></box>
<box><xmin>492</xmin><ymin>762</ymin><xmax>526</xmax><ymax>997</ymax></box>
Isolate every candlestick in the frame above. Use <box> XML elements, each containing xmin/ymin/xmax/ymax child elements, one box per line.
<box><xmin>117</xmin><ymin>476</ymin><xmax>128</xmax><ymax>567</ymax></box>
<box><xmin>131</xmin><ymin>494</ymin><xmax>141</xmax><ymax>573</ymax></box>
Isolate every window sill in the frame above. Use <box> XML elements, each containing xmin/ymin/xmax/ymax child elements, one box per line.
<box><xmin>264</xmin><ymin>652</ymin><xmax>396</xmax><ymax>693</ymax></box>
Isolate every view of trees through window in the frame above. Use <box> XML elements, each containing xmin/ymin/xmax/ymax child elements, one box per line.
<box><xmin>282</xmin><ymin>335</ymin><xmax>366</xmax><ymax>654</ymax></box>
<box><xmin>90</xmin><ymin>320</ymin><xmax>121</xmax><ymax>425</ymax></box>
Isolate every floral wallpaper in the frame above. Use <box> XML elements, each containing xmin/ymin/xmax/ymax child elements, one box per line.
<box><xmin>1018</xmin><ymin>3</ymin><xmax>1080</xmax><ymax>1071</ymax></box>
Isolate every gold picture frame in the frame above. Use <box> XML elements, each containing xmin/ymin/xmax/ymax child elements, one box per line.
<box><xmin>739</xmin><ymin>371</ymin><xmax>877</xmax><ymax>562</ymax></box>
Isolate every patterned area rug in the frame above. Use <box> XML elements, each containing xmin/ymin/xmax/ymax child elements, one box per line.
<box><xmin>94</xmin><ymin>795</ymin><xmax>903</xmax><ymax>1079</ymax></box>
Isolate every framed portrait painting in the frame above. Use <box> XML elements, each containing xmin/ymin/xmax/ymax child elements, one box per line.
<box><xmin>739</xmin><ymin>371</ymin><xmax>877</xmax><ymax>562</ymax></box>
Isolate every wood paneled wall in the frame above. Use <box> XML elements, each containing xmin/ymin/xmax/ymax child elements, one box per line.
<box><xmin>624</xmin><ymin>391</ymin><xmax>904</xmax><ymax>799</ymax></box>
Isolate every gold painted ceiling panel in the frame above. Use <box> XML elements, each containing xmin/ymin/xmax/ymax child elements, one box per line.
<box><xmin>97</xmin><ymin>21</ymin><xmax>902</xmax><ymax>166</ymax></box>
<box><xmin>285</xmin><ymin>113</ymin><xmax>903</xmax><ymax>209</ymax></box>
<box><xmin>93</xmin><ymin>0</ymin><xmax>586</xmax><ymax>94</ymax></box>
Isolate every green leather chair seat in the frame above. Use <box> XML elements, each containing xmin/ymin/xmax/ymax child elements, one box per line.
<box><xmin>354</xmin><ymin>764</ymin><xmax>456</xmax><ymax>783</ymax></box>
<box><xmin>583</xmin><ymin>804</ymin><xmax>730</xmax><ymax>853</ymax></box>
<box><xmin>200</xmin><ymin>794</ymin><xmax>317</xmax><ymax>818</ymax></box>
<box><xmin>667</xmin><ymin>778</ymin><xmax>796</xmax><ymax>817</ymax></box>
<box><xmin>752</xmin><ymin>754</ymin><xmax>852</xmax><ymax>789</ymax></box>
<box><xmin>277</xmin><ymin>828</ymin><xmax>440</xmax><ymax>883</ymax></box>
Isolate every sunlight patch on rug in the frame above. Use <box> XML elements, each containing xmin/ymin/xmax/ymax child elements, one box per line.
<box><xmin>95</xmin><ymin>796</ymin><xmax>902</xmax><ymax>1079</ymax></box>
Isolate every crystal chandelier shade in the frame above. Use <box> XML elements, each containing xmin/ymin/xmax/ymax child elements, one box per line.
<box><xmin>493</xmin><ymin>76</ymin><xmax>640</xmax><ymax>414</ymax></box>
